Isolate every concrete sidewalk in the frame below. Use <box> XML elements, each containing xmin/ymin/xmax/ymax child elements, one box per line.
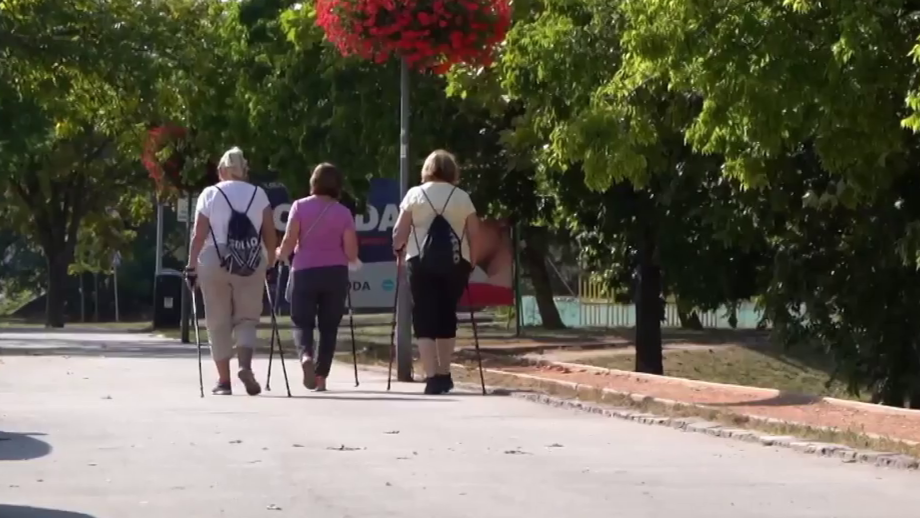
<box><xmin>1</xmin><ymin>331</ymin><xmax>919</xmax><ymax>518</ymax></box>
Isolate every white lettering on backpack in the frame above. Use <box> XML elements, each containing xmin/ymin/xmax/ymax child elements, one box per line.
<box><xmin>228</xmin><ymin>237</ymin><xmax>259</xmax><ymax>249</ymax></box>
<box><xmin>451</xmin><ymin>232</ymin><xmax>461</xmax><ymax>264</ymax></box>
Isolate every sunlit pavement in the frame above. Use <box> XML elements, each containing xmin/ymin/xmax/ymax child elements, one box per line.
<box><xmin>1</xmin><ymin>330</ymin><xmax>919</xmax><ymax>518</ymax></box>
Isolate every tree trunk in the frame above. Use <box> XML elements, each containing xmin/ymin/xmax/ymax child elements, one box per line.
<box><xmin>94</xmin><ymin>272</ymin><xmax>100</xmax><ymax>322</ymax></box>
<box><xmin>908</xmin><ymin>384</ymin><xmax>920</xmax><ymax>410</ymax></box>
<box><xmin>44</xmin><ymin>251</ymin><xmax>70</xmax><ymax>328</ymax></box>
<box><xmin>635</xmin><ymin>228</ymin><xmax>664</xmax><ymax>375</ymax></box>
<box><xmin>677</xmin><ymin>305</ymin><xmax>703</xmax><ymax>330</ymax></box>
<box><xmin>877</xmin><ymin>378</ymin><xmax>906</xmax><ymax>408</ymax></box>
<box><xmin>521</xmin><ymin>227</ymin><xmax>565</xmax><ymax>330</ymax></box>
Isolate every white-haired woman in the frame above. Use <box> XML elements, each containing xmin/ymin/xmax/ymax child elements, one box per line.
<box><xmin>186</xmin><ymin>147</ymin><xmax>277</xmax><ymax>396</ymax></box>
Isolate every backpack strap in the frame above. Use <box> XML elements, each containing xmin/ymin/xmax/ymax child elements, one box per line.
<box><xmin>206</xmin><ymin>185</ymin><xmax>263</xmax><ymax>267</ymax></box>
<box><xmin>207</xmin><ymin>186</ymin><xmax>233</xmax><ymax>261</ymax></box>
<box><xmin>419</xmin><ymin>186</ymin><xmax>456</xmax><ymax>216</ymax></box>
<box><xmin>243</xmin><ymin>185</ymin><xmax>259</xmax><ymax>214</ymax></box>
<box><xmin>411</xmin><ymin>186</ymin><xmax>467</xmax><ymax>258</ymax></box>
<box><xmin>248</xmin><ymin>186</ymin><xmax>264</xmax><ymax>243</ymax></box>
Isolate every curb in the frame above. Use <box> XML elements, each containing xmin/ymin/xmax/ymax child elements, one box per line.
<box><xmin>541</xmin><ymin>359</ymin><xmax>920</xmax><ymax>420</ymax></box>
<box><xmin>515</xmin><ymin>390</ymin><xmax>920</xmax><ymax>470</ymax></box>
<box><xmin>351</xmin><ymin>361</ymin><xmax>920</xmax><ymax>471</ymax></box>
<box><xmin>455</xmin><ymin>365</ymin><xmax>920</xmax><ymax>472</ymax></box>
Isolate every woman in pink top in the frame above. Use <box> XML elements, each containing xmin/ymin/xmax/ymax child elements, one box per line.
<box><xmin>276</xmin><ymin>164</ymin><xmax>358</xmax><ymax>392</ymax></box>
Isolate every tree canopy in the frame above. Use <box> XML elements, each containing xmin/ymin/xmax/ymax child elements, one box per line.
<box><xmin>6</xmin><ymin>0</ymin><xmax>920</xmax><ymax>406</ymax></box>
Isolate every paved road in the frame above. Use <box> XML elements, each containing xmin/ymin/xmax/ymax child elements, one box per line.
<box><xmin>1</xmin><ymin>331</ymin><xmax>918</xmax><ymax>518</ymax></box>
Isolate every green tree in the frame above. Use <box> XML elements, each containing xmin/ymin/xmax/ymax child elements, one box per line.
<box><xmin>0</xmin><ymin>0</ymin><xmax>228</xmax><ymax>326</ymax></box>
<box><xmin>615</xmin><ymin>0</ymin><xmax>920</xmax><ymax>404</ymax></box>
<box><xmin>488</xmin><ymin>0</ymin><xmax>772</xmax><ymax>372</ymax></box>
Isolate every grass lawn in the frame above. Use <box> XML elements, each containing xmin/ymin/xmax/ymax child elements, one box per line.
<box><xmin>575</xmin><ymin>344</ymin><xmax>863</xmax><ymax>401</ymax></box>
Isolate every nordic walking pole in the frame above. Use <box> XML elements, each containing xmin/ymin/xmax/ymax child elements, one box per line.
<box><xmin>346</xmin><ymin>288</ymin><xmax>359</xmax><ymax>387</ymax></box>
<box><xmin>465</xmin><ymin>276</ymin><xmax>487</xmax><ymax>396</ymax></box>
<box><xmin>386</xmin><ymin>263</ymin><xmax>401</xmax><ymax>391</ymax></box>
<box><xmin>265</xmin><ymin>274</ymin><xmax>292</xmax><ymax>397</ymax></box>
<box><xmin>185</xmin><ymin>270</ymin><xmax>204</xmax><ymax>398</ymax></box>
<box><xmin>265</xmin><ymin>264</ymin><xmax>283</xmax><ymax>390</ymax></box>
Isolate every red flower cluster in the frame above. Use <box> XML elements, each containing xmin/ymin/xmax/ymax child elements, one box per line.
<box><xmin>315</xmin><ymin>0</ymin><xmax>511</xmax><ymax>74</ymax></box>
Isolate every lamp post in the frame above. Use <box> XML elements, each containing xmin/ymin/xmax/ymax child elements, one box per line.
<box><xmin>396</xmin><ymin>58</ymin><xmax>413</xmax><ymax>382</ymax></box>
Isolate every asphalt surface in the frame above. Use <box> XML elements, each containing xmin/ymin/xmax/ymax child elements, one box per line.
<box><xmin>1</xmin><ymin>330</ymin><xmax>918</xmax><ymax>518</ymax></box>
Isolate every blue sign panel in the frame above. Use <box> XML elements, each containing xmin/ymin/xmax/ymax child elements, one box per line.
<box><xmin>350</xmin><ymin>178</ymin><xmax>401</xmax><ymax>308</ymax></box>
<box><xmin>355</xmin><ymin>178</ymin><xmax>400</xmax><ymax>262</ymax></box>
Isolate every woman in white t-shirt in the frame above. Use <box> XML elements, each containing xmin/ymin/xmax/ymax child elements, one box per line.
<box><xmin>186</xmin><ymin>147</ymin><xmax>277</xmax><ymax>396</ymax></box>
<box><xmin>392</xmin><ymin>150</ymin><xmax>480</xmax><ymax>395</ymax></box>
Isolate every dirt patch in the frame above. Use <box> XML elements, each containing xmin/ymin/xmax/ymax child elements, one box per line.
<box><xmin>503</xmin><ymin>364</ymin><xmax>920</xmax><ymax>444</ymax></box>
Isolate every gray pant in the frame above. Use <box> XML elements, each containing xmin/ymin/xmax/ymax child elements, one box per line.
<box><xmin>290</xmin><ymin>265</ymin><xmax>349</xmax><ymax>377</ymax></box>
<box><xmin>197</xmin><ymin>247</ymin><xmax>267</xmax><ymax>362</ymax></box>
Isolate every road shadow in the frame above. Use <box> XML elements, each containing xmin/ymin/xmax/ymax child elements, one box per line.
<box><xmin>0</xmin><ymin>335</ymin><xmax>198</xmax><ymax>359</ymax></box>
<box><xmin>348</xmin><ymin>389</ymin><xmax>513</xmax><ymax>398</ymax></box>
<box><xmin>285</xmin><ymin>394</ymin><xmax>452</xmax><ymax>402</ymax></box>
<box><xmin>0</xmin><ymin>431</ymin><xmax>52</xmax><ymax>461</ymax></box>
<box><xmin>0</xmin><ymin>506</ymin><xmax>95</xmax><ymax>518</ymax></box>
<box><xmin>702</xmin><ymin>391</ymin><xmax>824</xmax><ymax>408</ymax></box>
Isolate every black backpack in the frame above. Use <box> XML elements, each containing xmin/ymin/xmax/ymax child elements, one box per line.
<box><xmin>210</xmin><ymin>185</ymin><xmax>263</xmax><ymax>277</ymax></box>
<box><xmin>414</xmin><ymin>187</ymin><xmax>466</xmax><ymax>276</ymax></box>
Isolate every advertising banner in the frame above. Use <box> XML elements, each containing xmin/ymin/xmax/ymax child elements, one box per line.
<box><xmin>259</xmin><ymin>180</ymin><xmax>292</xmax><ymax>233</ymax></box>
<box><xmin>350</xmin><ymin>178</ymin><xmax>514</xmax><ymax>308</ymax></box>
<box><xmin>350</xmin><ymin>178</ymin><xmax>400</xmax><ymax>308</ymax></box>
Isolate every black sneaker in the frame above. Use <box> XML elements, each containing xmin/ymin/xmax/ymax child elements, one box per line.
<box><xmin>238</xmin><ymin>369</ymin><xmax>262</xmax><ymax>396</ymax></box>
<box><xmin>441</xmin><ymin>374</ymin><xmax>454</xmax><ymax>393</ymax></box>
<box><xmin>212</xmin><ymin>382</ymin><xmax>232</xmax><ymax>396</ymax></box>
<box><xmin>424</xmin><ymin>377</ymin><xmax>442</xmax><ymax>395</ymax></box>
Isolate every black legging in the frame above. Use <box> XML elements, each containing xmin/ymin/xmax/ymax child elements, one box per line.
<box><xmin>290</xmin><ymin>265</ymin><xmax>349</xmax><ymax>377</ymax></box>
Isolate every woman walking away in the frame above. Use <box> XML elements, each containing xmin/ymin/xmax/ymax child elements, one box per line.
<box><xmin>392</xmin><ymin>150</ymin><xmax>480</xmax><ymax>395</ymax></box>
<box><xmin>186</xmin><ymin>147</ymin><xmax>277</xmax><ymax>396</ymax></box>
<box><xmin>276</xmin><ymin>163</ymin><xmax>358</xmax><ymax>392</ymax></box>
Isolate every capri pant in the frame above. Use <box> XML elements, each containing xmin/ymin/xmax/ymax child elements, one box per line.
<box><xmin>407</xmin><ymin>257</ymin><xmax>470</xmax><ymax>339</ymax></box>
<box><xmin>197</xmin><ymin>249</ymin><xmax>266</xmax><ymax>362</ymax></box>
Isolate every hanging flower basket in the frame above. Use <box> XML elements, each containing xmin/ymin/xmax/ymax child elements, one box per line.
<box><xmin>143</xmin><ymin>125</ymin><xmax>217</xmax><ymax>194</ymax></box>
<box><xmin>315</xmin><ymin>0</ymin><xmax>512</xmax><ymax>74</ymax></box>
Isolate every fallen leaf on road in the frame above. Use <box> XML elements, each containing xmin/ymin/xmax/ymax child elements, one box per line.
<box><xmin>327</xmin><ymin>445</ymin><xmax>363</xmax><ymax>451</ymax></box>
<box><xmin>504</xmin><ymin>449</ymin><xmax>531</xmax><ymax>455</ymax></box>
<box><xmin>384</xmin><ymin>430</ymin><xmax>400</xmax><ymax>435</ymax></box>
<box><xmin>547</xmin><ymin>443</ymin><xmax>564</xmax><ymax>448</ymax></box>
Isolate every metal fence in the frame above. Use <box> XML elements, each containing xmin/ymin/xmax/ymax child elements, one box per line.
<box><xmin>520</xmin><ymin>274</ymin><xmax>764</xmax><ymax>329</ymax></box>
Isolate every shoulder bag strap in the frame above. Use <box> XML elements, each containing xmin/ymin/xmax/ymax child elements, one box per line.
<box><xmin>301</xmin><ymin>201</ymin><xmax>335</xmax><ymax>242</ymax></box>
